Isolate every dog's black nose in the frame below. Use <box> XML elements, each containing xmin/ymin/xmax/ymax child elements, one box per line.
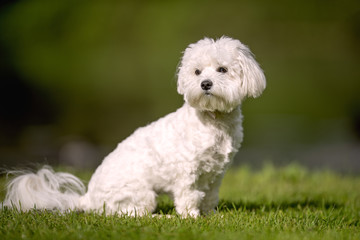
<box><xmin>201</xmin><ymin>80</ymin><xmax>213</xmax><ymax>91</ymax></box>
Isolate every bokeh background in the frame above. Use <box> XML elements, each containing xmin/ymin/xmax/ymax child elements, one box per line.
<box><xmin>0</xmin><ymin>0</ymin><xmax>359</xmax><ymax>172</ymax></box>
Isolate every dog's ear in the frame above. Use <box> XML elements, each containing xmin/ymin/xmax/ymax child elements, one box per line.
<box><xmin>177</xmin><ymin>66</ymin><xmax>185</xmax><ymax>95</ymax></box>
<box><xmin>236</xmin><ymin>42</ymin><xmax>266</xmax><ymax>99</ymax></box>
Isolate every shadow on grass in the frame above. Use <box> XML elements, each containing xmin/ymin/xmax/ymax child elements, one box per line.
<box><xmin>217</xmin><ymin>199</ymin><xmax>343</xmax><ymax>212</ymax></box>
<box><xmin>154</xmin><ymin>199</ymin><xmax>343</xmax><ymax>214</ymax></box>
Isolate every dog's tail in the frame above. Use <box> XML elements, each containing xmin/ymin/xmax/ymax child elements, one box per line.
<box><xmin>2</xmin><ymin>166</ymin><xmax>86</xmax><ymax>211</ymax></box>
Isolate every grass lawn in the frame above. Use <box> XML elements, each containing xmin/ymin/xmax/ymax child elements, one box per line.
<box><xmin>1</xmin><ymin>164</ymin><xmax>359</xmax><ymax>239</ymax></box>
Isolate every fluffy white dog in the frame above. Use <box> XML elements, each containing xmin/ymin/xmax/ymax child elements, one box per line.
<box><xmin>3</xmin><ymin>37</ymin><xmax>266</xmax><ymax>217</ymax></box>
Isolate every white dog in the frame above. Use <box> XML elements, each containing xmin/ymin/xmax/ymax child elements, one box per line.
<box><xmin>3</xmin><ymin>37</ymin><xmax>266</xmax><ymax>217</ymax></box>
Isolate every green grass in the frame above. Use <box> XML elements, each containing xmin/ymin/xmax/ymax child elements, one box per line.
<box><xmin>1</xmin><ymin>164</ymin><xmax>360</xmax><ymax>240</ymax></box>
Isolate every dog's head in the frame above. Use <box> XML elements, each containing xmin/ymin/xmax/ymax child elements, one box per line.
<box><xmin>177</xmin><ymin>37</ymin><xmax>266</xmax><ymax>113</ymax></box>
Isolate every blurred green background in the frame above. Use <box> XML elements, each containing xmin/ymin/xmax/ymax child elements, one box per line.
<box><xmin>0</xmin><ymin>0</ymin><xmax>359</xmax><ymax>172</ymax></box>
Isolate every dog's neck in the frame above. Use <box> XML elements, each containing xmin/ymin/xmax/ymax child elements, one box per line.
<box><xmin>202</xmin><ymin>107</ymin><xmax>241</xmax><ymax>120</ymax></box>
<box><xmin>204</xmin><ymin>111</ymin><xmax>218</xmax><ymax>120</ymax></box>
<box><xmin>194</xmin><ymin>106</ymin><xmax>242</xmax><ymax>131</ymax></box>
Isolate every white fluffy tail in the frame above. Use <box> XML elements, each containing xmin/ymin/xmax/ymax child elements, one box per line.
<box><xmin>3</xmin><ymin>166</ymin><xmax>86</xmax><ymax>211</ymax></box>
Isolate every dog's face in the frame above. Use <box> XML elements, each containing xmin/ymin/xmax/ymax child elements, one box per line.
<box><xmin>177</xmin><ymin>37</ymin><xmax>266</xmax><ymax>113</ymax></box>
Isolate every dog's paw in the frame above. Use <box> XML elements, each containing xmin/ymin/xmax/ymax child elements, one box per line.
<box><xmin>179</xmin><ymin>209</ymin><xmax>200</xmax><ymax>218</ymax></box>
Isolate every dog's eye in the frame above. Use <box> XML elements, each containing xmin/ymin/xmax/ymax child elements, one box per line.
<box><xmin>217</xmin><ymin>67</ymin><xmax>228</xmax><ymax>73</ymax></box>
<box><xmin>195</xmin><ymin>69</ymin><xmax>201</xmax><ymax>75</ymax></box>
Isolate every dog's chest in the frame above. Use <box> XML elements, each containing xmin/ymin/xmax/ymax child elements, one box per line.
<box><xmin>194</xmin><ymin>122</ymin><xmax>240</xmax><ymax>176</ymax></box>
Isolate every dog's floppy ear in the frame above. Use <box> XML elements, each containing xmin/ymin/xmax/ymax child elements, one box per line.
<box><xmin>236</xmin><ymin>42</ymin><xmax>266</xmax><ymax>99</ymax></box>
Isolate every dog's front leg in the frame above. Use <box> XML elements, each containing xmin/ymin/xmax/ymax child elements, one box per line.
<box><xmin>199</xmin><ymin>175</ymin><xmax>224</xmax><ymax>215</ymax></box>
<box><xmin>173</xmin><ymin>188</ymin><xmax>205</xmax><ymax>218</ymax></box>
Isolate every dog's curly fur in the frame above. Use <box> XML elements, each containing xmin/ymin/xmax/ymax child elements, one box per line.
<box><xmin>3</xmin><ymin>37</ymin><xmax>266</xmax><ymax>217</ymax></box>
